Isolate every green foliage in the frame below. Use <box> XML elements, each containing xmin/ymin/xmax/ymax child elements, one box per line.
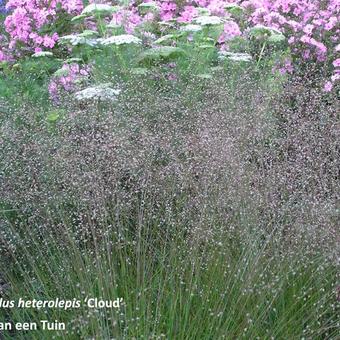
<box><xmin>0</xmin><ymin>220</ymin><xmax>337</xmax><ymax>339</ymax></box>
<box><xmin>0</xmin><ymin>57</ymin><xmax>60</xmax><ymax>109</ymax></box>
<box><xmin>137</xmin><ymin>46</ymin><xmax>187</xmax><ymax>64</ymax></box>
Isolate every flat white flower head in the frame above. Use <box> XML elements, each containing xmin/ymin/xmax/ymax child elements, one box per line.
<box><xmin>32</xmin><ymin>51</ymin><xmax>53</xmax><ymax>58</ymax></box>
<box><xmin>59</xmin><ymin>34</ymin><xmax>99</xmax><ymax>46</ymax></box>
<box><xmin>194</xmin><ymin>16</ymin><xmax>222</xmax><ymax>26</ymax></box>
<box><xmin>138</xmin><ymin>2</ymin><xmax>159</xmax><ymax>11</ymax></box>
<box><xmin>180</xmin><ymin>24</ymin><xmax>202</xmax><ymax>32</ymax></box>
<box><xmin>100</xmin><ymin>35</ymin><xmax>142</xmax><ymax>46</ymax></box>
<box><xmin>218</xmin><ymin>51</ymin><xmax>252</xmax><ymax>62</ymax></box>
<box><xmin>74</xmin><ymin>84</ymin><xmax>121</xmax><ymax>102</ymax></box>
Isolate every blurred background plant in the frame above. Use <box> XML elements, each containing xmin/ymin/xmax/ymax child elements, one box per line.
<box><xmin>0</xmin><ymin>0</ymin><xmax>338</xmax><ymax>110</ymax></box>
<box><xmin>0</xmin><ymin>0</ymin><xmax>7</xmax><ymax>15</ymax></box>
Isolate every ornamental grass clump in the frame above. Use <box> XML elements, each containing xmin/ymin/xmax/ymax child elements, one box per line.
<box><xmin>0</xmin><ymin>68</ymin><xmax>338</xmax><ymax>338</ymax></box>
<box><xmin>1</xmin><ymin>68</ymin><xmax>338</xmax><ymax>255</ymax></box>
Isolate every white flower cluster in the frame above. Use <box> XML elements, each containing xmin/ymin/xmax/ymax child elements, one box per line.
<box><xmin>99</xmin><ymin>35</ymin><xmax>142</xmax><ymax>46</ymax></box>
<box><xmin>180</xmin><ymin>24</ymin><xmax>202</xmax><ymax>32</ymax></box>
<box><xmin>74</xmin><ymin>84</ymin><xmax>121</xmax><ymax>102</ymax></box>
<box><xmin>218</xmin><ymin>51</ymin><xmax>252</xmax><ymax>62</ymax></box>
<box><xmin>59</xmin><ymin>35</ymin><xmax>99</xmax><ymax>47</ymax></box>
<box><xmin>32</xmin><ymin>51</ymin><xmax>54</xmax><ymax>58</ymax></box>
<box><xmin>194</xmin><ymin>15</ymin><xmax>222</xmax><ymax>26</ymax></box>
<box><xmin>138</xmin><ymin>2</ymin><xmax>159</xmax><ymax>11</ymax></box>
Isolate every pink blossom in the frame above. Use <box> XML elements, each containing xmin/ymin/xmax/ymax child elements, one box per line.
<box><xmin>302</xmin><ymin>49</ymin><xmax>311</xmax><ymax>60</ymax></box>
<box><xmin>332</xmin><ymin>59</ymin><xmax>340</xmax><ymax>68</ymax></box>
<box><xmin>303</xmin><ymin>24</ymin><xmax>314</xmax><ymax>35</ymax></box>
<box><xmin>178</xmin><ymin>6</ymin><xmax>197</xmax><ymax>23</ymax></box>
<box><xmin>218</xmin><ymin>21</ymin><xmax>241</xmax><ymax>43</ymax></box>
<box><xmin>49</xmin><ymin>63</ymin><xmax>90</xmax><ymax>102</ymax></box>
<box><xmin>323</xmin><ymin>81</ymin><xmax>333</xmax><ymax>92</ymax></box>
<box><xmin>331</xmin><ymin>74</ymin><xmax>339</xmax><ymax>82</ymax></box>
<box><xmin>4</xmin><ymin>0</ymin><xmax>83</xmax><ymax>54</ymax></box>
<box><xmin>288</xmin><ymin>37</ymin><xmax>295</xmax><ymax>44</ymax></box>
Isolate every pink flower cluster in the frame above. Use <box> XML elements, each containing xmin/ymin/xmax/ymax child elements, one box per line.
<box><xmin>111</xmin><ymin>8</ymin><xmax>144</xmax><ymax>34</ymax></box>
<box><xmin>159</xmin><ymin>0</ymin><xmax>177</xmax><ymax>21</ymax></box>
<box><xmin>218</xmin><ymin>20</ymin><xmax>242</xmax><ymax>43</ymax></box>
<box><xmin>178</xmin><ymin>5</ymin><xmax>198</xmax><ymax>23</ymax></box>
<box><xmin>0</xmin><ymin>0</ymin><xmax>338</xmax><ymax>90</ymax></box>
<box><xmin>48</xmin><ymin>63</ymin><xmax>90</xmax><ymax>102</ymax></box>
<box><xmin>241</xmin><ymin>0</ymin><xmax>340</xmax><ymax>90</ymax></box>
<box><xmin>2</xmin><ymin>0</ymin><xmax>83</xmax><ymax>57</ymax></box>
<box><xmin>110</xmin><ymin>0</ymin><xmax>178</xmax><ymax>33</ymax></box>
